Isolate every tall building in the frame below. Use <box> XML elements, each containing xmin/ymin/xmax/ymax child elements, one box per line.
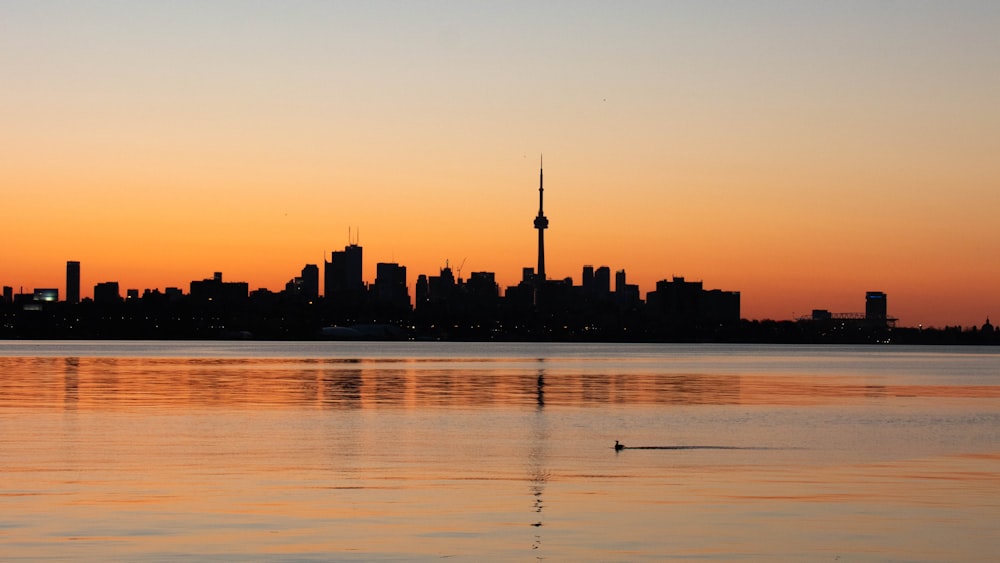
<box><xmin>189</xmin><ymin>273</ymin><xmax>248</xmax><ymax>304</ymax></box>
<box><xmin>582</xmin><ymin>265</ymin><xmax>595</xmax><ymax>294</ymax></box>
<box><xmin>66</xmin><ymin>261</ymin><xmax>80</xmax><ymax>304</ymax></box>
<box><xmin>866</xmin><ymin>291</ymin><xmax>887</xmax><ymax>323</ymax></box>
<box><xmin>615</xmin><ymin>269</ymin><xmax>627</xmax><ymax>294</ymax></box>
<box><xmin>373</xmin><ymin>262</ymin><xmax>409</xmax><ymax>310</ymax></box>
<box><xmin>415</xmin><ymin>274</ymin><xmax>429</xmax><ymax>310</ymax></box>
<box><xmin>615</xmin><ymin>269</ymin><xmax>640</xmax><ymax>309</ymax></box>
<box><xmin>325</xmin><ymin>244</ymin><xmax>364</xmax><ymax>301</ymax></box>
<box><xmin>428</xmin><ymin>265</ymin><xmax>455</xmax><ymax>303</ymax></box>
<box><xmin>94</xmin><ymin>282</ymin><xmax>121</xmax><ymax>305</ymax></box>
<box><xmin>533</xmin><ymin>157</ymin><xmax>549</xmax><ymax>280</ymax></box>
<box><xmin>283</xmin><ymin>264</ymin><xmax>319</xmax><ymax>299</ymax></box>
<box><xmin>300</xmin><ymin>264</ymin><xmax>319</xmax><ymax>299</ymax></box>
<box><xmin>594</xmin><ymin>266</ymin><xmax>611</xmax><ymax>296</ymax></box>
<box><xmin>645</xmin><ymin>277</ymin><xmax>740</xmax><ymax>326</ymax></box>
<box><xmin>467</xmin><ymin>272</ymin><xmax>499</xmax><ymax>300</ymax></box>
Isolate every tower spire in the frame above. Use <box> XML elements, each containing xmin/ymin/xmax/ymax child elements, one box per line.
<box><xmin>533</xmin><ymin>154</ymin><xmax>549</xmax><ymax>281</ymax></box>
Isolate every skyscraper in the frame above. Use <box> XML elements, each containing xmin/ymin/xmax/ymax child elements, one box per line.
<box><xmin>866</xmin><ymin>291</ymin><xmax>887</xmax><ymax>324</ymax></box>
<box><xmin>594</xmin><ymin>266</ymin><xmax>611</xmax><ymax>296</ymax></box>
<box><xmin>582</xmin><ymin>265</ymin><xmax>595</xmax><ymax>294</ymax></box>
<box><xmin>300</xmin><ymin>264</ymin><xmax>319</xmax><ymax>299</ymax></box>
<box><xmin>325</xmin><ymin>244</ymin><xmax>364</xmax><ymax>300</ymax></box>
<box><xmin>66</xmin><ymin>261</ymin><xmax>80</xmax><ymax>304</ymax></box>
<box><xmin>533</xmin><ymin>157</ymin><xmax>548</xmax><ymax>280</ymax></box>
<box><xmin>93</xmin><ymin>282</ymin><xmax>121</xmax><ymax>305</ymax></box>
<box><xmin>373</xmin><ymin>262</ymin><xmax>409</xmax><ymax>310</ymax></box>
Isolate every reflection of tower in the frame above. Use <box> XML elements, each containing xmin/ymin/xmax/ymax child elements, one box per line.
<box><xmin>63</xmin><ymin>357</ymin><xmax>80</xmax><ymax>408</ymax></box>
<box><xmin>533</xmin><ymin>157</ymin><xmax>548</xmax><ymax>281</ymax></box>
<box><xmin>528</xmin><ymin>365</ymin><xmax>549</xmax><ymax>558</ymax></box>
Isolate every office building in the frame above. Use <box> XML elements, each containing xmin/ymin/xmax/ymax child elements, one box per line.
<box><xmin>189</xmin><ymin>273</ymin><xmax>249</xmax><ymax>304</ymax></box>
<box><xmin>325</xmin><ymin>244</ymin><xmax>364</xmax><ymax>299</ymax></box>
<box><xmin>594</xmin><ymin>266</ymin><xmax>611</xmax><ymax>296</ymax></box>
<box><xmin>94</xmin><ymin>282</ymin><xmax>122</xmax><ymax>305</ymax></box>
<box><xmin>66</xmin><ymin>261</ymin><xmax>80</xmax><ymax>304</ymax></box>
<box><xmin>866</xmin><ymin>291</ymin><xmax>888</xmax><ymax>325</ymax></box>
<box><xmin>300</xmin><ymin>264</ymin><xmax>319</xmax><ymax>299</ymax></box>
<box><xmin>373</xmin><ymin>262</ymin><xmax>409</xmax><ymax>310</ymax></box>
<box><xmin>34</xmin><ymin>288</ymin><xmax>59</xmax><ymax>302</ymax></box>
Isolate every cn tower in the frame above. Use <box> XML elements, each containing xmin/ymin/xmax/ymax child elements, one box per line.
<box><xmin>533</xmin><ymin>156</ymin><xmax>549</xmax><ymax>280</ymax></box>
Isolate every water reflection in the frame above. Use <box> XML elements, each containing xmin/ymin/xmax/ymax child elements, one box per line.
<box><xmin>323</xmin><ymin>368</ymin><xmax>363</xmax><ymax>408</ymax></box>
<box><xmin>1</xmin><ymin>347</ymin><xmax>998</xmax><ymax>562</ymax></box>
<box><xmin>1</xmin><ymin>356</ymin><xmax>997</xmax><ymax>411</ymax></box>
<box><xmin>63</xmin><ymin>357</ymin><xmax>79</xmax><ymax>409</ymax></box>
<box><xmin>529</xmin><ymin>367</ymin><xmax>548</xmax><ymax>558</ymax></box>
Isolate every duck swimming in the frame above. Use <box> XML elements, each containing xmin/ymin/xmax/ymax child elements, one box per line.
<box><xmin>614</xmin><ymin>440</ymin><xmax>624</xmax><ymax>451</ymax></box>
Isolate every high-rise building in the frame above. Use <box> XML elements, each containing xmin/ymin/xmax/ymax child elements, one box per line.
<box><xmin>615</xmin><ymin>269</ymin><xmax>627</xmax><ymax>294</ymax></box>
<box><xmin>415</xmin><ymin>274</ymin><xmax>429</xmax><ymax>310</ymax></box>
<box><xmin>428</xmin><ymin>265</ymin><xmax>455</xmax><ymax>303</ymax></box>
<box><xmin>324</xmin><ymin>244</ymin><xmax>364</xmax><ymax>302</ymax></box>
<box><xmin>645</xmin><ymin>277</ymin><xmax>739</xmax><ymax>326</ymax></box>
<box><xmin>189</xmin><ymin>273</ymin><xmax>248</xmax><ymax>304</ymax></box>
<box><xmin>373</xmin><ymin>262</ymin><xmax>409</xmax><ymax>310</ymax></box>
<box><xmin>94</xmin><ymin>282</ymin><xmax>121</xmax><ymax>305</ymax></box>
<box><xmin>614</xmin><ymin>269</ymin><xmax>640</xmax><ymax>308</ymax></box>
<box><xmin>866</xmin><ymin>291</ymin><xmax>887</xmax><ymax>323</ymax></box>
<box><xmin>300</xmin><ymin>264</ymin><xmax>319</xmax><ymax>299</ymax></box>
<box><xmin>283</xmin><ymin>265</ymin><xmax>319</xmax><ymax>299</ymax></box>
<box><xmin>66</xmin><ymin>261</ymin><xmax>80</xmax><ymax>304</ymax></box>
<box><xmin>594</xmin><ymin>266</ymin><xmax>611</xmax><ymax>296</ymax></box>
<box><xmin>582</xmin><ymin>265</ymin><xmax>595</xmax><ymax>294</ymax></box>
<box><xmin>467</xmin><ymin>272</ymin><xmax>499</xmax><ymax>300</ymax></box>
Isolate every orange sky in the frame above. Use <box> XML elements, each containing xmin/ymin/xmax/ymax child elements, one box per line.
<box><xmin>2</xmin><ymin>2</ymin><xmax>999</xmax><ymax>327</ymax></box>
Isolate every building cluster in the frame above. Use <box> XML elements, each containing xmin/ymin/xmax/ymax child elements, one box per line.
<box><xmin>1</xmin><ymin>162</ymin><xmax>745</xmax><ymax>340</ymax></box>
<box><xmin>789</xmin><ymin>291</ymin><xmax>897</xmax><ymax>343</ymax></box>
<box><xmin>9</xmin><ymin>161</ymin><xmax>976</xmax><ymax>343</ymax></box>
<box><xmin>1</xmin><ymin>248</ymin><xmax>741</xmax><ymax>341</ymax></box>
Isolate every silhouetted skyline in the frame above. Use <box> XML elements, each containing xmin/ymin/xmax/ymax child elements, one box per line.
<box><xmin>3</xmin><ymin>165</ymin><xmax>995</xmax><ymax>343</ymax></box>
<box><xmin>4</xmin><ymin>4</ymin><xmax>998</xmax><ymax>329</ymax></box>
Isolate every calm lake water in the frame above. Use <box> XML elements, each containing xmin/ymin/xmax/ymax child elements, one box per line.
<box><xmin>1</xmin><ymin>342</ymin><xmax>998</xmax><ymax>561</ymax></box>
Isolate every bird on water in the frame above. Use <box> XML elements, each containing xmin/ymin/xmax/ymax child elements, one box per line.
<box><xmin>614</xmin><ymin>440</ymin><xmax>624</xmax><ymax>451</ymax></box>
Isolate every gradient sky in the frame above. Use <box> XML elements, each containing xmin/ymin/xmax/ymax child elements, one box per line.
<box><xmin>3</xmin><ymin>1</ymin><xmax>998</xmax><ymax>327</ymax></box>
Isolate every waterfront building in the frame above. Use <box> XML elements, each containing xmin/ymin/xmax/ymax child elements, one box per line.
<box><xmin>66</xmin><ymin>261</ymin><xmax>80</xmax><ymax>304</ymax></box>
<box><xmin>189</xmin><ymin>273</ymin><xmax>248</xmax><ymax>304</ymax></box>
<box><xmin>373</xmin><ymin>262</ymin><xmax>409</xmax><ymax>311</ymax></box>
<box><xmin>866</xmin><ymin>291</ymin><xmax>888</xmax><ymax>324</ymax></box>
<box><xmin>94</xmin><ymin>282</ymin><xmax>122</xmax><ymax>305</ymax></box>
<box><xmin>325</xmin><ymin>244</ymin><xmax>364</xmax><ymax>302</ymax></box>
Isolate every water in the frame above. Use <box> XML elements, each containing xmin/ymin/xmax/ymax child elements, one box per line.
<box><xmin>1</xmin><ymin>342</ymin><xmax>998</xmax><ymax>561</ymax></box>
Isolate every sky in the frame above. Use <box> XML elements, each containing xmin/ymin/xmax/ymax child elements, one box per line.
<box><xmin>2</xmin><ymin>1</ymin><xmax>999</xmax><ymax>328</ymax></box>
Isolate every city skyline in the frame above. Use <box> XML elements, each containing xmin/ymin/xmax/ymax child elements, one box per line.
<box><xmin>0</xmin><ymin>154</ymin><xmax>992</xmax><ymax>328</ymax></box>
<box><xmin>3</xmin><ymin>2</ymin><xmax>999</xmax><ymax>328</ymax></box>
<box><xmin>0</xmin><ymin>161</ymin><xmax>992</xmax><ymax>329</ymax></box>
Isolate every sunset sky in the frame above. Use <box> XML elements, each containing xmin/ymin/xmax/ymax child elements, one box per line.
<box><xmin>3</xmin><ymin>1</ymin><xmax>998</xmax><ymax>327</ymax></box>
